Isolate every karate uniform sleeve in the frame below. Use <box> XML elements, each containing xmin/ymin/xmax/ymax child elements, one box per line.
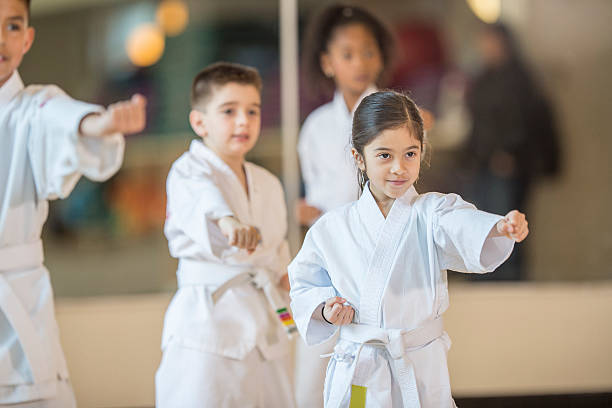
<box><xmin>164</xmin><ymin>162</ymin><xmax>235</xmax><ymax>260</ymax></box>
<box><xmin>432</xmin><ymin>193</ymin><xmax>514</xmax><ymax>273</ymax></box>
<box><xmin>288</xmin><ymin>226</ymin><xmax>338</xmax><ymax>345</ymax></box>
<box><xmin>26</xmin><ymin>85</ymin><xmax>124</xmax><ymax>200</ymax></box>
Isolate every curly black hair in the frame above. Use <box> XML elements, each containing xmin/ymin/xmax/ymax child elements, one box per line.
<box><xmin>301</xmin><ymin>4</ymin><xmax>395</xmax><ymax>100</ymax></box>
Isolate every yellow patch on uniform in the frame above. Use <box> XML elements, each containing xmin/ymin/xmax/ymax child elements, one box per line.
<box><xmin>349</xmin><ymin>384</ymin><xmax>367</xmax><ymax>408</ymax></box>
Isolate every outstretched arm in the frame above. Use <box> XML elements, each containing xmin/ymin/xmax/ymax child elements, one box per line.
<box><xmin>79</xmin><ymin>94</ymin><xmax>147</xmax><ymax>138</ymax></box>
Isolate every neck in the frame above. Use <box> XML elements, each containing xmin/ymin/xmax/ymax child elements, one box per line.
<box><xmin>0</xmin><ymin>71</ymin><xmax>15</xmax><ymax>88</ymax></box>
<box><xmin>341</xmin><ymin>88</ymin><xmax>364</xmax><ymax>113</ymax></box>
<box><xmin>369</xmin><ymin>184</ymin><xmax>395</xmax><ymax>218</ymax></box>
<box><xmin>204</xmin><ymin>142</ymin><xmax>248</xmax><ymax>193</ymax></box>
<box><xmin>222</xmin><ymin>155</ymin><xmax>245</xmax><ymax>178</ymax></box>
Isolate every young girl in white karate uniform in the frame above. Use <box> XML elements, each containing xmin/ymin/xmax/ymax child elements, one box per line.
<box><xmin>289</xmin><ymin>90</ymin><xmax>529</xmax><ymax>407</ymax></box>
<box><xmin>295</xmin><ymin>6</ymin><xmax>394</xmax><ymax>405</ymax></box>
<box><xmin>295</xmin><ymin>6</ymin><xmax>436</xmax><ymax>405</ymax></box>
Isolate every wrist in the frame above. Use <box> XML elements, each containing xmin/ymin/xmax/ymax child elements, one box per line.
<box><xmin>321</xmin><ymin>306</ymin><xmax>333</xmax><ymax>325</ymax></box>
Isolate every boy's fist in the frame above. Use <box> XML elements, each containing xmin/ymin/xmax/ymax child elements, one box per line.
<box><xmin>79</xmin><ymin>94</ymin><xmax>147</xmax><ymax>138</ymax></box>
<box><xmin>217</xmin><ymin>216</ymin><xmax>261</xmax><ymax>254</ymax></box>
<box><xmin>496</xmin><ymin>210</ymin><xmax>529</xmax><ymax>242</ymax></box>
<box><xmin>106</xmin><ymin>94</ymin><xmax>147</xmax><ymax>135</ymax></box>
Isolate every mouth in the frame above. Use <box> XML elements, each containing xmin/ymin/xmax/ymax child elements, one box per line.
<box><xmin>231</xmin><ymin>134</ymin><xmax>250</xmax><ymax>142</ymax></box>
<box><xmin>0</xmin><ymin>56</ymin><xmax>8</xmax><ymax>63</ymax></box>
<box><xmin>387</xmin><ymin>179</ymin><xmax>409</xmax><ymax>186</ymax></box>
<box><xmin>354</xmin><ymin>74</ymin><xmax>370</xmax><ymax>83</ymax></box>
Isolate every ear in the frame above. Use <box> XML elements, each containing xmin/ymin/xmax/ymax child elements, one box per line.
<box><xmin>320</xmin><ymin>52</ymin><xmax>333</xmax><ymax>78</ymax></box>
<box><xmin>23</xmin><ymin>27</ymin><xmax>35</xmax><ymax>56</ymax></box>
<box><xmin>351</xmin><ymin>148</ymin><xmax>365</xmax><ymax>171</ymax></box>
<box><xmin>189</xmin><ymin>110</ymin><xmax>207</xmax><ymax>138</ymax></box>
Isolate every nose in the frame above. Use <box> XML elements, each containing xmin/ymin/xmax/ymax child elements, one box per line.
<box><xmin>235</xmin><ymin>109</ymin><xmax>248</xmax><ymax>127</ymax></box>
<box><xmin>354</xmin><ymin>53</ymin><xmax>366</xmax><ymax>69</ymax></box>
<box><xmin>390</xmin><ymin>159</ymin><xmax>406</xmax><ymax>175</ymax></box>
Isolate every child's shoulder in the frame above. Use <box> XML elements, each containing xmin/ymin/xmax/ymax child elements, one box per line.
<box><xmin>310</xmin><ymin>200</ymin><xmax>357</xmax><ymax>233</ymax></box>
<box><xmin>301</xmin><ymin>99</ymin><xmax>336</xmax><ymax>129</ymax></box>
<box><xmin>169</xmin><ymin>140</ymin><xmax>215</xmax><ymax>179</ymax></box>
<box><xmin>10</xmin><ymin>84</ymin><xmax>65</xmax><ymax>106</ymax></box>
<box><xmin>413</xmin><ymin>191</ymin><xmax>474</xmax><ymax>214</ymax></box>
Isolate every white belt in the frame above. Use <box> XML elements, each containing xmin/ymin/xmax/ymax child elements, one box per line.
<box><xmin>0</xmin><ymin>240</ymin><xmax>53</xmax><ymax>387</ymax></box>
<box><xmin>177</xmin><ymin>259</ymin><xmax>248</xmax><ymax>288</ymax></box>
<box><xmin>0</xmin><ymin>241</ymin><xmax>44</xmax><ymax>271</ymax></box>
<box><xmin>176</xmin><ymin>259</ymin><xmax>297</xmax><ymax>336</ymax></box>
<box><xmin>330</xmin><ymin>317</ymin><xmax>444</xmax><ymax>407</ymax></box>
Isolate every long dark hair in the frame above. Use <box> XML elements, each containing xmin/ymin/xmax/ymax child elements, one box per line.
<box><xmin>301</xmin><ymin>4</ymin><xmax>395</xmax><ymax>100</ymax></box>
<box><xmin>352</xmin><ymin>90</ymin><xmax>425</xmax><ymax>191</ymax></box>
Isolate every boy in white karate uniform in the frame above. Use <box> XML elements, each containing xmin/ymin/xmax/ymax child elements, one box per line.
<box><xmin>289</xmin><ymin>90</ymin><xmax>529</xmax><ymax>407</ymax></box>
<box><xmin>155</xmin><ymin>62</ymin><xmax>296</xmax><ymax>407</ymax></box>
<box><xmin>0</xmin><ymin>0</ymin><xmax>146</xmax><ymax>406</ymax></box>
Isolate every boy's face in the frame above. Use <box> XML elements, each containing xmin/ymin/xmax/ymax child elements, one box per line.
<box><xmin>0</xmin><ymin>0</ymin><xmax>35</xmax><ymax>87</ymax></box>
<box><xmin>190</xmin><ymin>83</ymin><xmax>261</xmax><ymax>162</ymax></box>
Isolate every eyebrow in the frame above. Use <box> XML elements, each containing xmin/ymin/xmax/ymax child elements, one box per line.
<box><xmin>217</xmin><ymin>101</ymin><xmax>261</xmax><ymax>108</ymax></box>
<box><xmin>373</xmin><ymin>145</ymin><xmax>420</xmax><ymax>151</ymax></box>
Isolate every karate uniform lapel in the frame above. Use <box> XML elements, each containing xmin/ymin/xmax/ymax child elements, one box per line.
<box><xmin>358</xmin><ymin>186</ymin><xmax>418</xmax><ymax>326</ymax></box>
<box><xmin>0</xmin><ymin>71</ymin><xmax>23</xmax><ymax>106</ymax></box>
<box><xmin>191</xmin><ymin>140</ymin><xmax>251</xmax><ymax>223</ymax></box>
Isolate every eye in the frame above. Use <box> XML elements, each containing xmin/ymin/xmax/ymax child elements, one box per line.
<box><xmin>406</xmin><ymin>151</ymin><xmax>417</xmax><ymax>159</ymax></box>
<box><xmin>8</xmin><ymin>23</ymin><xmax>22</xmax><ymax>31</ymax></box>
<box><xmin>377</xmin><ymin>153</ymin><xmax>390</xmax><ymax>160</ymax></box>
<box><xmin>342</xmin><ymin>52</ymin><xmax>352</xmax><ymax>60</ymax></box>
<box><xmin>248</xmin><ymin>109</ymin><xmax>259</xmax><ymax>116</ymax></box>
<box><xmin>223</xmin><ymin>109</ymin><xmax>234</xmax><ymax>115</ymax></box>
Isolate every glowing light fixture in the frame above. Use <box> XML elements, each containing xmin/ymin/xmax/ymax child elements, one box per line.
<box><xmin>156</xmin><ymin>0</ymin><xmax>189</xmax><ymax>37</ymax></box>
<box><xmin>466</xmin><ymin>0</ymin><xmax>501</xmax><ymax>23</ymax></box>
<box><xmin>126</xmin><ymin>23</ymin><xmax>165</xmax><ymax>67</ymax></box>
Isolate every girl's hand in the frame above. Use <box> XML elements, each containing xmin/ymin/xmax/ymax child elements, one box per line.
<box><xmin>217</xmin><ymin>216</ymin><xmax>261</xmax><ymax>254</ymax></box>
<box><xmin>80</xmin><ymin>94</ymin><xmax>147</xmax><ymax>138</ymax></box>
<box><xmin>496</xmin><ymin>210</ymin><xmax>529</xmax><ymax>242</ymax></box>
<box><xmin>295</xmin><ymin>199</ymin><xmax>322</xmax><ymax>227</ymax></box>
<box><xmin>323</xmin><ymin>296</ymin><xmax>354</xmax><ymax>326</ymax></box>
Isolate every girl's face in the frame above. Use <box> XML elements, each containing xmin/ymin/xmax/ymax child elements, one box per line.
<box><xmin>321</xmin><ymin>23</ymin><xmax>382</xmax><ymax>98</ymax></box>
<box><xmin>353</xmin><ymin>126</ymin><xmax>422</xmax><ymax>204</ymax></box>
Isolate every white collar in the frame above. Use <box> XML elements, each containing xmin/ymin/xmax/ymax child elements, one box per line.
<box><xmin>0</xmin><ymin>71</ymin><xmax>24</xmax><ymax>106</ymax></box>
<box><xmin>357</xmin><ymin>182</ymin><xmax>418</xmax><ymax>226</ymax></box>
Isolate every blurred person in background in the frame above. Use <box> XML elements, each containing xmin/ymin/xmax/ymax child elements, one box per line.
<box><xmin>462</xmin><ymin>22</ymin><xmax>560</xmax><ymax>281</ymax></box>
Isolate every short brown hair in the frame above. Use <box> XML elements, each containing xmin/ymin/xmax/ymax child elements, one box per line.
<box><xmin>190</xmin><ymin>62</ymin><xmax>262</xmax><ymax>109</ymax></box>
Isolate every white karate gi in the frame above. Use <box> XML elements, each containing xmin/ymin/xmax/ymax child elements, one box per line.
<box><xmin>0</xmin><ymin>72</ymin><xmax>124</xmax><ymax>406</ymax></box>
<box><xmin>155</xmin><ymin>140</ymin><xmax>296</xmax><ymax>408</ymax></box>
<box><xmin>296</xmin><ymin>86</ymin><xmax>376</xmax><ymax>407</ymax></box>
<box><xmin>289</xmin><ymin>185</ymin><xmax>514</xmax><ymax>407</ymax></box>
